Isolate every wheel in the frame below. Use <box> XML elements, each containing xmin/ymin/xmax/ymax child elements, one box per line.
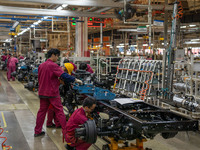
<box><xmin>102</xmin><ymin>144</ymin><xmax>110</xmax><ymax>150</ymax></box>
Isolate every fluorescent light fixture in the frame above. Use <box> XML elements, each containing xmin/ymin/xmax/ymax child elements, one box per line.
<box><xmin>185</xmin><ymin>41</ymin><xmax>200</xmax><ymax>44</ymax></box>
<box><xmin>189</xmin><ymin>25</ymin><xmax>196</xmax><ymax>27</ymax></box>
<box><xmin>119</xmin><ymin>43</ymin><xmax>124</xmax><ymax>46</ymax></box>
<box><xmin>37</xmin><ymin>20</ymin><xmax>42</xmax><ymax>24</ymax></box>
<box><xmin>12</xmin><ymin>21</ymin><xmax>19</xmax><ymax>28</ymax></box>
<box><xmin>180</xmin><ymin>26</ymin><xmax>186</xmax><ymax>28</ymax></box>
<box><xmin>56</xmin><ymin>6</ymin><xmax>63</xmax><ymax>11</ymax></box>
<box><xmin>62</xmin><ymin>4</ymin><xmax>68</xmax><ymax>8</ymax></box>
<box><xmin>43</xmin><ymin>16</ymin><xmax>49</xmax><ymax>19</ymax></box>
<box><xmin>33</xmin><ymin>22</ymin><xmax>39</xmax><ymax>25</ymax></box>
<box><xmin>191</xmin><ymin>39</ymin><xmax>200</xmax><ymax>42</ymax></box>
<box><xmin>43</xmin><ymin>49</ymin><xmax>48</xmax><ymax>52</ymax></box>
<box><xmin>106</xmin><ymin>45</ymin><xmax>111</xmax><ymax>47</ymax></box>
<box><xmin>117</xmin><ymin>45</ymin><xmax>124</xmax><ymax>48</ymax></box>
<box><xmin>117</xmin><ymin>29</ymin><xmax>137</xmax><ymax>32</ymax></box>
<box><xmin>143</xmin><ymin>44</ymin><xmax>148</xmax><ymax>46</ymax></box>
<box><xmin>130</xmin><ymin>45</ymin><xmax>137</xmax><ymax>47</ymax></box>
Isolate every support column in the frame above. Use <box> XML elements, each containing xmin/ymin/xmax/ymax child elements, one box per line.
<box><xmin>162</xmin><ymin>0</ymin><xmax>169</xmax><ymax>89</ymax></box>
<box><xmin>75</xmin><ymin>17</ymin><xmax>88</xmax><ymax>57</ymax></box>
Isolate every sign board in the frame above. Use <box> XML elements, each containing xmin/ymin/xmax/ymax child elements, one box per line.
<box><xmin>153</xmin><ymin>20</ymin><xmax>164</xmax><ymax>26</ymax></box>
<box><xmin>137</xmin><ymin>26</ymin><xmax>147</xmax><ymax>32</ymax></box>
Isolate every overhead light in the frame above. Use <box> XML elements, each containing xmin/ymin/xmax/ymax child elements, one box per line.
<box><xmin>37</xmin><ymin>20</ymin><xmax>42</xmax><ymax>24</ymax></box>
<box><xmin>189</xmin><ymin>25</ymin><xmax>196</xmax><ymax>27</ymax></box>
<box><xmin>106</xmin><ymin>45</ymin><xmax>111</xmax><ymax>47</ymax></box>
<box><xmin>12</xmin><ymin>21</ymin><xmax>19</xmax><ymax>28</ymax></box>
<box><xmin>185</xmin><ymin>41</ymin><xmax>200</xmax><ymax>44</ymax></box>
<box><xmin>117</xmin><ymin>45</ymin><xmax>124</xmax><ymax>48</ymax></box>
<box><xmin>43</xmin><ymin>16</ymin><xmax>49</xmax><ymax>20</ymax></box>
<box><xmin>119</xmin><ymin>43</ymin><xmax>124</xmax><ymax>46</ymax></box>
<box><xmin>180</xmin><ymin>26</ymin><xmax>186</xmax><ymax>28</ymax></box>
<box><xmin>43</xmin><ymin>49</ymin><xmax>48</xmax><ymax>52</ymax></box>
<box><xmin>62</xmin><ymin>4</ymin><xmax>68</xmax><ymax>8</ymax></box>
<box><xmin>33</xmin><ymin>22</ymin><xmax>39</xmax><ymax>25</ymax></box>
<box><xmin>191</xmin><ymin>39</ymin><xmax>200</xmax><ymax>42</ymax></box>
<box><xmin>143</xmin><ymin>44</ymin><xmax>148</xmax><ymax>46</ymax></box>
<box><xmin>56</xmin><ymin>6</ymin><xmax>63</xmax><ymax>11</ymax></box>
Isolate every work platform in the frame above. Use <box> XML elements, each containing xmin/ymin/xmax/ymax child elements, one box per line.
<box><xmin>0</xmin><ymin>71</ymin><xmax>200</xmax><ymax>150</ymax></box>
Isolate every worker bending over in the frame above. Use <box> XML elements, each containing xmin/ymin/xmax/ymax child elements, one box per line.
<box><xmin>65</xmin><ymin>97</ymin><xmax>96</xmax><ymax>150</ymax></box>
<box><xmin>79</xmin><ymin>62</ymin><xmax>94</xmax><ymax>73</ymax></box>
<box><xmin>34</xmin><ymin>48</ymin><xmax>82</xmax><ymax>137</ymax></box>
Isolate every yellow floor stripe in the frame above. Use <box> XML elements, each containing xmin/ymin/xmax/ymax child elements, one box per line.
<box><xmin>1</xmin><ymin>112</ymin><xmax>7</xmax><ymax>128</ymax></box>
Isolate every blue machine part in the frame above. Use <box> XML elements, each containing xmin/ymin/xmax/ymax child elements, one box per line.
<box><xmin>32</xmin><ymin>68</ymin><xmax>38</xmax><ymax>75</ymax></box>
<box><xmin>73</xmin><ymin>84</ymin><xmax>116</xmax><ymax>101</ymax></box>
<box><xmin>20</xmin><ymin>65</ymin><xmax>27</xmax><ymax>70</ymax></box>
<box><xmin>93</xmin><ymin>87</ymin><xmax>116</xmax><ymax>101</ymax></box>
<box><xmin>73</xmin><ymin>84</ymin><xmax>94</xmax><ymax>94</ymax></box>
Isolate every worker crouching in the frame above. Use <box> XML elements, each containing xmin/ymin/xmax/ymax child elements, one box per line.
<box><xmin>65</xmin><ymin>97</ymin><xmax>96</xmax><ymax>150</ymax></box>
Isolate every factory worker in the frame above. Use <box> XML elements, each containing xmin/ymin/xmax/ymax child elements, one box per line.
<box><xmin>34</xmin><ymin>48</ymin><xmax>83</xmax><ymax>137</ymax></box>
<box><xmin>46</xmin><ymin>63</ymin><xmax>74</xmax><ymax>128</ymax></box>
<box><xmin>79</xmin><ymin>62</ymin><xmax>94</xmax><ymax>73</ymax></box>
<box><xmin>63</xmin><ymin>59</ymin><xmax>77</xmax><ymax>72</ymax></box>
<box><xmin>7</xmin><ymin>54</ymin><xmax>18</xmax><ymax>81</ymax></box>
<box><xmin>65</xmin><ymin>97</ymin><xmax>96</xmax><ymax>150</ymax></box>
<box><xmin>18</xmin><ymin>54</ymin><xmax>24</xmax><ymax>60</ymax></box>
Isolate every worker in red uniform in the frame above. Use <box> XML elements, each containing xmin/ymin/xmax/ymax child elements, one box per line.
<box><xmin>63</xmin><ymin>59</ymin><xmax>77</xmax><ymax>72</ymax></box>
<box><xmin>34</xmin><ymin>48</ymin><xmax>83</xmax><ymax>137</ymax></box>
<box><xmin>79</xmin><ymin>63</ymin><xmax>94</xmax><ymax>73</ymax></box>
<box><xmin>46</xmin><ymin>63</ymin><xmax>74</xmax><ymax>128</ymax></box>
<box><xmin>7</xmin><ymin>54</ymin><xmax>18</xmax><ymax>81</ymax></box>
<box><xmin>18</xmin><ymin>54</ymin><xmax>24</xmax><ymax>60</ymax></box>
<box><xmin>65</xmin><ymin>97</ymin><xmax>96</xmax><ymax>150</ymax></box>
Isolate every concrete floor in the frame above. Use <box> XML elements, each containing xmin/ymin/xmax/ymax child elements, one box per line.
<box><xmin>0</xmin><ymin>70</ymin><xmax>200</xmax><ymax>150</ymax></box>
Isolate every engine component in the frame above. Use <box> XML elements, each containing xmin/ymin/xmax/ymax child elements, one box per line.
<box><xmin>75</xmin><ymin>120</ymin><xmax>97</xmax><ymax>144</ymax></box>
<box><xmin>173</xmin><ymin>95</ymin><xmax>200</xmax><ymax>111</ymax></box>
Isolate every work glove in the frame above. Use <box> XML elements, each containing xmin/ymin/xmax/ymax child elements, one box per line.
<box><xmin>75</xmin><ymin>79</ymin><xmax>83</xmax><ymax>85</ymax></box>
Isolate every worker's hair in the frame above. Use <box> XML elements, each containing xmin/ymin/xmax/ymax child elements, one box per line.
<box><xmin>47</xmin><ymin>49</ymin><xmax>60</xmax><ymax>58</ymax></box>
<box><xmin>63</xmin><ymin>59</ymin><xmax>70</xmax><ymax>63</ymax></box>
<box><xmin>79</xmin><ymin>63</ymin><xmax>87</xmax><ymax>70</ymax></box>
<box><xmin>83</xmin><ymin>97</ymin><xmax>96</xmax><ymax>108</ymax></box>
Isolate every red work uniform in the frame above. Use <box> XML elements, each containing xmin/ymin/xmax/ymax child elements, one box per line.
<box><xmin>70</xmin><ymin>62</ymin><xmax>77</xmax><ymax>72</ymax></box>
<box><xmin>7</xmin><ymin>57</ymin><xmax>18</xmax><ymax>81</ymax></box>
<box><xmin>34</xmin><ymin>59</ymin><xmax>75</xmax><ymax>135</ymax></box>
<box><xmin>65</xmin><ymin>107</ymin><xmax>92</xmax><ymax>150</ymax></box>
<box><xmin>46</xmin><ymin>104</ymin><xmax>60</xmax><ymax>127</ymax></box>
<box><xmin>86</xmin><ymin>64</ymin><xmax>94</xmax><ymax>74</ymax></box>
<box><xmin>19</xmin><ymin>56</ymin><xmax>24</xmax><ymax>60</ymax></box>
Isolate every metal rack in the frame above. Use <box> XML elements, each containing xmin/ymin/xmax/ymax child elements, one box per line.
<box><xmin>114</xmin><ymin>58</ymin><xmax>162</xmax><ymax>100</ymax></box>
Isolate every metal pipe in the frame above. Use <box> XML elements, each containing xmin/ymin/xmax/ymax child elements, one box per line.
<box><xmin>0</xmin><ymin>5</ymin><xmax>116</xmax><ymax>18</ymax></box>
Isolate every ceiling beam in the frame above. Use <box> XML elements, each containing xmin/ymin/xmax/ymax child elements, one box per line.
<box><xmin>0</xmin><ymin>5</ymin><xmax>116</xmax><ymax>18</ymax></box>
<box><xmin>7</xmin><ymin>0</ymin><xmax>173</xmax><ymax>10</ymax></box>
<box><xmin>7</xmin><ymin>0</ymin><xmax>122</xmax><ymax>8</ymax></box>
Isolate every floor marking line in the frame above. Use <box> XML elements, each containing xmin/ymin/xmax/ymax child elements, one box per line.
<box><xmin>1</xmin><ymin>112</ymin><xmax>7</xmax><ymax>128</ymax></box>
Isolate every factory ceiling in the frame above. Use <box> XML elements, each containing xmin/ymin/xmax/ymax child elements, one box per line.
<box><xmin>0</xmin><ymin>0</ymin><xmax>199</xmax><ymax>47</ymax></box>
